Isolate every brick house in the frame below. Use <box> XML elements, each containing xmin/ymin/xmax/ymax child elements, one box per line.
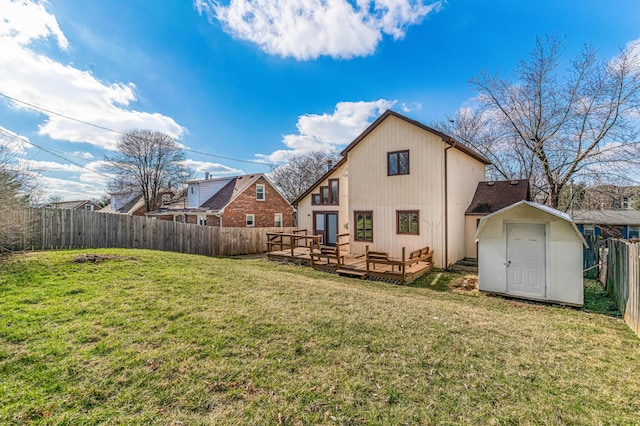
<box><xmin>147</xmin><ymin>173</ymin><xmax>293</xmax><ymax>228</ymax></box>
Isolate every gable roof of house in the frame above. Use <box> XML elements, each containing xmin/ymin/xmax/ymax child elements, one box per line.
<box><xmin>341</xmin><ymin>110</ymin><xmax>492</xmax><ymax>165</ymax></box>
<box><xmin>292</xmin><ymin>156</ymin><xmax>347</xmax><ymax>206</ymax></box>
<box><xmin>150</xmin><ymin>173</ymin><xmax>291</xmax><ymax>215</ymax></box>
<box><xmin>465</xmin><ymin>179</ymin><xmax>531</xmax><ymax>215</ymax></box>
<box><xmin>293</xmin><ymin>110</ymin><xmax>491</xmax><ymax>206</ymax></box>
<box><xmin>571</xmin><ymin>210</ymin><xmax>640</xmax><ymax>226</ymax></box>
<box><xmin>99</xmin><ymin>192</ymin><xmax>144</xmax><ymax>214</ymax></box>
<box><xmin>43</xmin><ymin>200</ymin><xmax>97</xmax><ymax>209</ymax></box>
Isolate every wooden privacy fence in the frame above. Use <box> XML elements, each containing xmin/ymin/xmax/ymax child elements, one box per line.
<box><xmin>4</xmin><ymin>208</ymin><xmax>294</xmax><ymax>256</ymax></box>
<box><xmin>583</xmin><ymin>236</ymin><xmax>601</xmax><ymax>279</ymax></box>
<box><xmin>605</xmin><ymin>239</ymin><xmax>640</xmax><ymax>337</ymax></box>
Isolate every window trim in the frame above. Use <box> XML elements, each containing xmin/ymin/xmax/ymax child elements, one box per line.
<box><xmin>387</xmin><ymin>150</ymin><xmax>410</xmax><ymax>176</ymax></box>
<box><xmin>256</xmin><ymin>184</ymin><xmax>265</xmax><ymax>201</ymax></box>
<box><xmin>274</xmin><ymin>213</ymin><xmax>283</xmax><ymax>228</ymax></box>
<box><xmin>197</xmin><ymin>215</ymin><xmax>207</xmax><ymax>226</ymax></box>
<box><xmin>397</xmin><ymin>210</ymin><xmax>419</xmax><ymax>235</ymax></box>
<box><xmin>583</xmin><ymin>224</ymin><xmax>595</xmax><ymax>237</ymax></box>
<box><xmin>328</xmin><ymin>179</ymin><xmax>339</xmax><ymax>205</ymax></box>
<box><xmin>246</xmin><ymin>213</ymin><xmax>255</xmax><ymax>227</ymax></box>
<box><xmin>354</xmin><ymin>210</ymin><xmax>373</xmax><ymax>242</ymax></box>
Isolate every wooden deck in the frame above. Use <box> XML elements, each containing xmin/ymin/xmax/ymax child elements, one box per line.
<box><xmin>267</xmin><ymin>246</ymin><xmax>433</xmax><ymax>284</ymax></box>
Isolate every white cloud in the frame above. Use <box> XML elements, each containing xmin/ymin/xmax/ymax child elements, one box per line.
<box><xmin>0</xmin><ymin>125</ymin><xmax>29</xmax><ymax>155</ymax></box>
<box><xmin>181</xmin><ymin>159</ymin><xmax>245</xmax><ymax>177</ymax></box>
<box><xmin>196</xmin><ymin>0</ymin><xmax>441</xmax><ymax>60</ymax></box>
<box><xmin>37</xmin><ymin>175</ymin><xmax>106</xmax><ymax>200</ymax></box>
<box><xmin>256</xmin><ymin>99</ymin><xmax>395</xmax><ymax>162</ymax></box>
<box><xmin>72</xmin><ymin>151</ymin><xmax>94</xmax><ymax>159</ymax></box>
<box><xmin>0</xmin><ymin>0</ymin><xmax>185</xmax><ymax>150</ymax></box>
<box><xmin>400</xmin><ymin>101</ymin><xmax>422</xmax><ymax>113</ymax></box>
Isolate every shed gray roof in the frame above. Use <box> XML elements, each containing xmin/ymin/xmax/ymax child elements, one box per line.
<box><xmin>571</xmin><ymin>210</ymin><xmax>640</xmax><ymax>226</ymax></box>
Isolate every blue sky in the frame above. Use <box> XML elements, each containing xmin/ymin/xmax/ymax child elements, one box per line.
<box><xmin>1</xmin><ymin>0</ymin><xmax>639</xmax><ymax>201</ymax></box>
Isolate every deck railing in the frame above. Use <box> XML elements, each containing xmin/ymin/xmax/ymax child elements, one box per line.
<box><xmin>266</xmin><ymin>229</ymin><xmax>321</xmax><ymax>257</ymax></box>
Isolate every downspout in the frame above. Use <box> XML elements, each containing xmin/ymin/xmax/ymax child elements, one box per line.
<box><xmin>213</xmin><ymin>208</ymin><xmax>224</xmax><ymax>227</ymax></box>
<box><xmin>444</xmin><ymin>139</ymin><xmax>455</xmax><ymax>271</ymax></box>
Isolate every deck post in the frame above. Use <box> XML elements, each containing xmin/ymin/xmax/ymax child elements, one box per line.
<box><xmin>402</xmin><ymin>247</ymin><xmax>406</xmax><ymax>282</ymax></box>
<box><xmin>366</xmin><ymin>245</ymin><xmax>370</xmax><ymax>274</ymax></box>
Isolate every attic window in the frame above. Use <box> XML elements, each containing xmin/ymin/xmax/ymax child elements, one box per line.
<box><xmin>162</xmin><ymin>194</ymin><xmax>170</xmax><ymax>205</ymax></box>
<box><xmin>256</xmin><ymin>184</ymin><xmax>265</xmax><ymax>201</ymax></box>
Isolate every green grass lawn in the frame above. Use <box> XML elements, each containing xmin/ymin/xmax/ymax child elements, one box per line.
<box><xmin>1</xmin><ymin>249</ymin><xmax>638</xmax><ymax>425</ymax></box>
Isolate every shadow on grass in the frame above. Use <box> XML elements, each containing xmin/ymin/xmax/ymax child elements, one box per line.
<box><xmin>407</xmin><ymin>270</ymin><xmax>461</xmax><ymax>292</ymax></box>
<box><xmin>583</xmin><ymin>279</ymin><xmax>620</xmax><ymax>317</ymax></box>
<box><xmin>410</xmin><ymin>272</ymin><xmax>621</xmax><ymax>318</ymax></box>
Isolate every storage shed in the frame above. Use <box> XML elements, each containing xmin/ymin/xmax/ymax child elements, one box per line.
<box><xmin>476</xmin><ymin>201</ymin><xmax>587</xmax><ymax>306</ymax></box>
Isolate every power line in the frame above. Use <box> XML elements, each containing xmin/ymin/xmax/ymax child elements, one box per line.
<box><xmin>0</xmin><ymin>91</ymin><xmax>276</xmax><ymax>167</ymax></box>
<box><xmin>0</xmin><ymin>127</ymin><xmax>114</xmax><ymax>180</ymax></box>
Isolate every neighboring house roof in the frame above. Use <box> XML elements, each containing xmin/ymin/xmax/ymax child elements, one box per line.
<box><xmin>477</xmin><ymin>200</ymin><xmax>587</xmax><ymax>247</ymax></box>
<box><xmin>341</xmin><ymin>110</ymin><xmax>492</xmax><ymax>165</ymax></box>
<box><xmin>53</xmin><ymin>200</ymin><xmax>96</xmax><ymax>209</ymax></box>
<box><xmin>149</xmin><ymin>173</ymin><xmax>290</xmax><ymax>215</ymax></box>
<box><xmin>100</xmin><ymin>192</ymin><xmax>144</xmax><ymax>214</ymax></box>
<box><xmin>571</xmin><ymin>210</ymin><xmax>640</xmax><ymax>226</ymax></box>
<box><xmin>465</xmin><ymin>179</ymin><xmax>531</xmax><ymax>215</ymax></box>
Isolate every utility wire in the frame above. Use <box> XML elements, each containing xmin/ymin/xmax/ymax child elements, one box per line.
<box><xmin>0</xmin><ymin>127</ymin><xmax>114</xmax><ymax>180</ymax></box>
<box><xmin>0</xmin><ymin>91</ymin><xmax>276</xmax><ymax>167</ymax></box>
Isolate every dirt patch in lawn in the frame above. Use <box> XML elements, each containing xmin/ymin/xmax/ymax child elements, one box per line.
<box><xmin>70</xmin><ymin>253</ymin><xmax>138</xmax><ymax>263</ymax></box>
<box><xmin>450</xmin><ymin>274</ymin><xmax>478</xmax><ymax>294</ymax></box>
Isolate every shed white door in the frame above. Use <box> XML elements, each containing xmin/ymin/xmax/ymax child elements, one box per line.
<box><xmin>506</xmin><ymin>223</ymin><xmax>546</xmax><ymax>298</ymax></box>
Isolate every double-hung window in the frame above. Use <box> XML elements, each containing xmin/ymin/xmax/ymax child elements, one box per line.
<box><xmin>256</xmin><ymin>184</ymin><xmax>265</xmax><ymax>201</ymax></box>
<box><xmin>246</xmin><ymin>214</ymin><xmax>255</xmax><ymax>227</ymax></box>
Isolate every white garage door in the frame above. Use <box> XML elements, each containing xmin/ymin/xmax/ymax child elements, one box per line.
<box><xmin>506</xmin><ymin>223</ymin><xmax>546</xmax><ymax>298</ymax></box>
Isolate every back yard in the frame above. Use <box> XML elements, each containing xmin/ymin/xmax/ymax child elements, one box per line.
<box><xmin>0</xmin><ymin>249</ymin><xmax>638</xmax><ymax>424</ymax></box>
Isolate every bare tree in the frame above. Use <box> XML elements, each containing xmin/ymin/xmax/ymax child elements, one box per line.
<box><xmin>0</xmin><ymin>130</ymin><xmax>34</xmax><ymax>250</ymax></box>
<box><xmin>464</xmin><ymin>35</ymin><xmax>640</xmax><ymax>208</ymax></box>
<box><xmin>269</xmin><ymin>151</ymin><xmax>342</xmax><ymax>202</ymax></box>
<box><xmin>105</xmin><ymin>130</ymin><xmax>190</xmax><ymax>212</ymax></box>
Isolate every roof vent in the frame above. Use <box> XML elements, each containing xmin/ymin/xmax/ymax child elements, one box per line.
<box><xmin>487</xmin><ymin>181</ymin><xmax>495</xmax><ymax>186</ymax></box>
<box><xmin>510</xmin><ymin>180</ymin><xmax>519</xmax><ymax>185</ymax></box>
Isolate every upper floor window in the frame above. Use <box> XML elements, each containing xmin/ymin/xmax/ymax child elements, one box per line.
<box><xmin>397</xmin><ymin>210</ymin><xmax>419</xmax><ymax>235</ymax></box>
<box><xmin>162</xmin><ymin>194</ymin><xmax>171</xmax><ymax>205</ymax></box>
<box><xmin>256</xmin><ymin>184</ymin><xmax>265</xmax><ymax>201</ymax></box>
<box><xmin>85</xmin><ymin>204</ymin><xmax>93</xmax><ymax>211</ymax></box>
<box><xmin>388</xmin><ymin>150</ymin><xmax>409</xmax><ymax>176</ymax></box>
<box><xmin>312</xmin><ymin>179</ymin><xmax>339</xmax><ymax>205</ymax></box>
<box><xmin>246</xmin><ymin>214</ymin><xmax>255</xmax><ymax>227</ymax></box>
<box><xmin>198</xmin><ymin>215</ymin><xmax>207</xmax><ymax>226</ymax></box>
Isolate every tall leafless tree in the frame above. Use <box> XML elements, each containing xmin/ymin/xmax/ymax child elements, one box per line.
<box><xmin>105</xmin><ymin>130</ymin><xmax>190</xmax><ymax>212</ymax></box>
<box><xmin>444</xmin><ymin>35</ymin><xmax>640</xmax><ymax>209</ymax></box>
<box><xmin>269</xmin><ymin>151</ymin><xmax>342</xmax><ymax>202</ymax></box>
<box><xmin>0</xmin><ymin>129</ymin><xmax>35</xmax><ymax>250</ymax></box>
